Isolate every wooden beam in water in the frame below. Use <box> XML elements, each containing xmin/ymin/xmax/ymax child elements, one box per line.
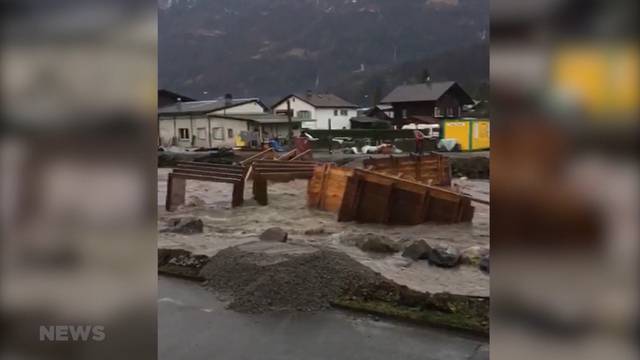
<box><xmin>240</xmin><ymin>148</ymin><xmax>274</xmax><ymax>166</ymax></box>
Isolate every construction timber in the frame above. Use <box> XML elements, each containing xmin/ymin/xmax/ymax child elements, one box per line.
<box><xmin>362</xmin><ymin>153</ymin><xmax>452</xmax><ymax>186</ymax></box>
<box><xmin>308</xmin><ymin>164</ymin><xmax>474</xmax><ymax>224</ymax></box>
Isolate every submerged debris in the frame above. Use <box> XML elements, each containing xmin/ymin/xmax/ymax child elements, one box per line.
<box><xmin>161</xmin><ymin>217</ymin><xmax>204</xmax><ymax>234</ymax></box>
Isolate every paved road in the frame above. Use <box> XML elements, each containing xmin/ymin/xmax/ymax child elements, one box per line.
<box><xmin>159</xmin><ymin>276</ymin><xmax>489</xmax><ymax>360</ymax></box>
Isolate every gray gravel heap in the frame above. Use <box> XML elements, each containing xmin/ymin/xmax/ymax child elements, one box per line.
<box><xmin>199</xmin><ymin>242</ymin><xmax>384</xmax><ymax>313</ymax></box>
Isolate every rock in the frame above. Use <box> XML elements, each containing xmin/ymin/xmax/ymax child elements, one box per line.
<box><xmin>303</xmin><ymin>227</ymin><xmax>326</xmax><ymax>235</ymax></box>
<box><xmin>158</xmin><ymin>248</ymin><xmax>209</xmax><ymax>279</ymax></box>
<box><xmin>460</xmin><ymin>246</ymin><xmax>490</xmax><ymax>266</ymax></box>
<box><xmin>401</xmin><ymin>240</ymin><xmax>432</xmax><ymax>260</ymax></box>
<box><xmin>162</xmin><ymin>217</ymin><xmax>204</xmax><ymax>234</ymax></box>
<box><xmin>260</xmin><ymin>227</ymin><xmax>288</xmax><ymax>242</ymax></box>
<box><xmin>428</xmin><ymin>244</ymin><xmax>461</xmax><ymax>268</ymax></box>
<box><xmin>354</xmin><ymin>233</ymin><xmax>400</xmax><ymax>253</ymax></box>
<box><xmin>479</xmin><ymin>255</ymin><xmax>490</xmax><ymax>273</ymax></box>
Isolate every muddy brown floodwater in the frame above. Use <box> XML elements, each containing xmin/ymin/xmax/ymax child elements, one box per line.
<box><xmin>158</xmin><ymin>168</ymin><xmax>489</xmax><ymax>297</ymax></box>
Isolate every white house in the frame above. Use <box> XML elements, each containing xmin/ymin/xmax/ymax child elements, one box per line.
<box><xmin>271</xmin><ymin>92</ymin><xmax>358</xmax><ymax>130</ymax></box>
<box><xmin>158</xmin><ymin>96</ymin><xmax>267</xmax><ymax>148</ymax></box>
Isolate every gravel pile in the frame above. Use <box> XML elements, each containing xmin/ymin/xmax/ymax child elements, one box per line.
<box><xmin>199</xmin><ymin>243</ymin><xmax>384</xmax><ymax>313</ymax></box>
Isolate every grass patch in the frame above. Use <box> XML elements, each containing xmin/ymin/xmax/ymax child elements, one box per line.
<box><xmin>332</xmin><ymin>297</ymin><xmax>489</xmax><ymax>337</ymax></box>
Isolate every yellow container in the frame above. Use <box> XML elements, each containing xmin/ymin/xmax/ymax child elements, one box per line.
<box><xmin>442</xmin><ymin>119</ymin><xmax>490</xmax><ymax>151</ymax></box>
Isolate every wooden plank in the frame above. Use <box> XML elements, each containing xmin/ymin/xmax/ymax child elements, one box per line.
<box><xmin>291</xmin><ymin>149</ymin><xmax>312</xmax><ymax>161</ymax></box>
<box><xmin>355</xmin><ymin>181</ymin><xmax>393</xmax><ymax>223</ymax></box>
<box><xmin>423</xmin><ymin>190</ymin><xmax>432</xmax><ymax>222</ymax></box>
<box><xmin>176</xmin><ymin>164</ymin><xmax>245</xmax><ymax>174</ymax></box>
<box><xmin>307</xmin><ymin>165</ymin><xmax>326</xmax><ymax>208</ymax></box>
<box><xmin>240</xmin><ymin>148</ymin><xmax>274</xmax><ymax>166</ymax></box>
<box><xmin>338</xmin><ymin>174</ymin><xmax>362</xmax><ymax>222</ymax></box>
<box><xmin>259</xmin><ymin>172</ymin><xmax>314</xmax><ymax>182</ymax></box>
<box><xmin>253</xmin><ymin>159</ymin><xmax>317</xmax><ymax>165</ymax></box>
<box><xmin>165</xmin><ymin>173</ymin><xmax>186</xmax><ymax>211</ymax></box>
<box><xmin>252</xmin><ymin>165</ymin><xmax>315</xmax><ymax>172</ymax></box>
<box><xmin>322</xmin><ymin>168</ymin><xmax>353</xmax><ymax>213</ymax></box>
<box><xmin>382</xmin><ymin>184</ymin><xmax>396</xmax><ymax>224</ymax></box>
<box><xmin>386</xmin><ymin>187</ymin><xmax>428</xmax><ymax>225</ymax></box>
<box><xmin>317</xmin><ymin>164</ymin><xmax>331</xmax><ymax>210</ymax></box>
<box><xmin>277</xmin><ymin>149</ymin><xmax>298</xmax><ymax>160</ymax></box>
<box><xmin>232</xmin><ymin>181</ymin><xmax>244</xmax><ymax>207</ymax></box>
<box><xmin>177</xmin><ymin>161</ymin><xmax>243</xmax><ymax>170</ymax></box>
<box><xmin>253</xmin><ymin>175</ymin><xmax>268</xmax><ymax>205</ymax></box>
<box><xmin>172</xmin><ymin>168</ymin><xmax>244</xmax><ymax>179</ymax></box>
<box><xmin>171</xmin><ymin>173</ymin><xmax>240</xmax><ymax>184</ymax></box>
<box><xmin>253</xmin><ymin>161</ymin><xmax>315</xmax><ymax>167</ymax></box>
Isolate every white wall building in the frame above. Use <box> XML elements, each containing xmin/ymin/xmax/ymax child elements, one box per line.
<box><xmin>271</xmin><ymin>92</ymin><xmax>358</xmax><ymax>130</ymax></box>
<box><xmin>158</xmin><ymin>97</ymin><xmax>267</xmax><ymax>148</ymax></box>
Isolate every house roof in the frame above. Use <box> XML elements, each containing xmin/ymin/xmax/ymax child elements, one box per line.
<box><xmin>158</xmin><ymin>98</ymin><xmax>265</xmax><ymax>115</ymax></box>
<box><xmin>381</xmin><ymin>81</ymin><xmax>474</xmax><ymax>105</ymax></box>
<box><xmin>158</xmin><ymin>89</ymin><xmax>197</xmax><ymax>102</ymax></box>
<box><xmin>215</xmin><ymin>113</ymin><xmax>304</xmax><ymax>124</ymax></box>
<box><xmin>272</xmin><ymin>93</ymin><xmax>358</xmax><ymax>109</ymax></box>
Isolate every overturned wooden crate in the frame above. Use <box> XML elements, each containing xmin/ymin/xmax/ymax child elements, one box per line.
<box><xmin>308</xmin><ymin>164</ymin><xmax>474</xmax><ymax>224</ymax></box>
<box><xmin>251</xmin><ymin>159</ymin><xmax>317</xmax><ymax>205</ymax></box>
<box><xmin>166</xmin><ymin>161</ymin><xmax>248</xmax><ymax>210</ymax></box>
<box><xmin>362</xmin><ymin>153</ymin><xmax>452</xmax><ymax>186</ymax></box>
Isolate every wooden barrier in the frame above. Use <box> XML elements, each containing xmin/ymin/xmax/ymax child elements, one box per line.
<box><xmin>239</xmin><ymin>147</ymin><xmax>276</xmax><ymax>166</ymax></box>
<box><xmin>166</xmin><ymin>161</ymin><xmax>248</xmax><ymax>210</ymax></box>
<box><xmin>308</xmin><ymin>165</ymin><xmax>474</xmax><ymax>224</ymax></box>
<box><xmin>251</xmin><ymin>159</ymin><xmax>318</xmax><ymax>205</ymax></box>
<box><xmin>362</xmin><ymin>153</ymin><xmax>452</xmax><ymax>186</ymax></box>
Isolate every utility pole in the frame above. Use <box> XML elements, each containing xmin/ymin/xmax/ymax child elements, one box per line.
<box><xmin>328</xmin><ymin>118</ymin><xmax>332</xmax><ymax>154</ymax></box>
<box><xmin>287</xmin><ymin>100</ymin><xmax>293</xmax><ymax>145</ymax></box>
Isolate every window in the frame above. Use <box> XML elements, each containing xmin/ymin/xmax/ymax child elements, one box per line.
<box><xmin>297</xmin><ymin>110</ymin><xmax>311</xmax><ymax>119</ymax></box>
<box><xmin>458</xmin><ymin>106</ymin><xmax>462</xmax><ymax>117</ymax></box>
<box><xmin>434</xmin><ymin>107</ymin><xmax>441</xmax><ymax>117</ymax></box>
<box><xmin>227</xmin><ymin>128</ymin><xmax>234</xmax><ymax>138</ymax></box>
<box><xmin>178</xmin><ymin>128</ymin><xmax>190</xmax><ymax>140</ymax></box>
<box><xmin>402</xmin><ymin>109</ymin><xmax>408</xmax><ymax>119</ymax></box>
<box><xmin>447</xmin><ymin>108</ymin><xmax>453</xmax><ymax>117</ymax></box>
<box><xmin>197</xmin><ymin>128</ymin><xmax>207</xmax><ymax>140</ymax></box>
<box><xmin>340</xmin><ymin>109</ymin><xmax>348</xmax><ymax>116</ymax></box>
<box><xmin>212</xmin><ymin>127</ymin><xmax>224</xmax><ymax>140</ymax></box>
<box><xmin>334</xmin><ymin>110</ymin><xmax>338</xmax><ymax>116</ymax></box>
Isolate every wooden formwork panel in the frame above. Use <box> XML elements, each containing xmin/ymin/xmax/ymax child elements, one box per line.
<box><xmin>363</xmin><ymin>154</ymin><xmax>451</xmax><ymax>186</ymax></box>
<box><xmin>250</xmin><ymin>158</ymin><xmax>318</xmax><ymax>205</ymax></box>
<box><xmin>166</xmin><ymin>163</ymin><xmax>247</xmax><ymax>210</ymax></box>
<box><xmin>309</xmin><ymin>165</ymin><xmax>474</xmax><ymax>224</ymax></box>
<box><xmin>355</xmin><ymin>181</ymin><xmax>393</xmax><ymax>223</ymax></box>
<box><xmin>388</xmin><ymin>187</ymin><xmax>428</xmax><ymax>225</ymax></box>
<box><xmin>308</xmin><ymin>165</ymin><xmax>354</xmax><ymax>212</ymax></box>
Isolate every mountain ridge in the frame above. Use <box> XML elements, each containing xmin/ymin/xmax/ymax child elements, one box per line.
<box><xmin>159</xmin><ymin>0</ymin><xmax>489</xmax><ymax>105</ymax></box>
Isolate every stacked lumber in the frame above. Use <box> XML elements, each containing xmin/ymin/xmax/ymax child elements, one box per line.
<box><xmin>166</xmin><ymin>161</ymin><xmax>248</xmax><ymax>210</ymax></box>
<box><xmin>308</xmin><ymin>164</ymin><xmax>474</xmax><ymax>224</ymax></box>
<box><xmin>362</xmin><ymin>153</ymin><xmax>451</xmax><ymax>186</ymax></box>
<box><xmin>251</xmin><ymin>159</ymin><xmax>317</xmax><ymax>205</ymax></box>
